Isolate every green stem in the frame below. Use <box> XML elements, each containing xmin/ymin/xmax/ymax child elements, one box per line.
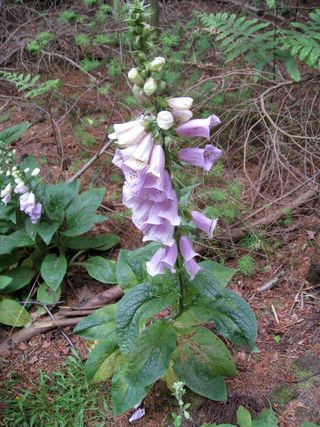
<box><xmin>176</xmin><ymin>256</ymin><xmax>184</xmax><ymax>318</ymax></box>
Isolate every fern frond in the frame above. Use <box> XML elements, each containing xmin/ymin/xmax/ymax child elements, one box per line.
<box><xmin>0</xmin><ymin>71</ymin><xmax>60</xmax><ymax>98</ymax></box>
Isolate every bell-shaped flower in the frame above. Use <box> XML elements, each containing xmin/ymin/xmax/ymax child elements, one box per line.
<box><xmin>179</xmin><ymin>235</ymin><xmax>201</xmax><ymax>280</ymax></box>
<box><xmin>123</xmin><ymin>133</ymin><xmax>154</xmax><ymax>171</ymax></box>
<box><xmin>149</xmin><ymin>57</ymin><xmax>166</xmax><ymax>72</ymax></box>
<box><xmin>176</xmin><ymin>114</ymin><xmax>221</xmax><ymax>139</ymax></box>
<box><xmin>14</xmin><ymin>181</ymin><xmax>28</xmax><ymax>194</ymax></box>
<box><xmin>143</xmin><ymin>77</ymin><xmax>157</xmax><ymax>96</ymax></box>
<box><xmin>148</xmin><ymin>144</ymin><xmax>165</xmax><ymax>178</ymax></box>
<box><xmin>178</xmin><ymin>144</ymin><xmax>223</xmax><ymax>171</ymax></box>
<box><xmin>0</xmin><ymin>183</ymin><xmax>12</xmax><ymax>205</ymax></box>
<box><xmin>146</xmin><ymin>242</ymin><xmax>177</xmax><ymax>276</ymax></box>
<box><xmin>109</xmin><ymin>118</ymin><xmax>146</xmax><ymax>147</ymax></box>
<box><xmin>167</xmin><ymin>97</ymin><xmax>193</xmax><ymax>110</ymax></box>
<box><xmin>143</xmin><ymin>221</ymin><xmax>175</xmax><ymax>246</ymax></box>
<box><xmin>191</xmin><ymin>211</ymin><xmax>218</xmax><ymax>239</ymax></box>
<box><xmin>19</xmin><ymin>191</ymin><xmax>42</xmax><ymax>224</ymax></box>
<box><xmin>172</xmin><ymin>109</ymin><xmax>193</xmax><ymax>124</ymax></box>
<box><xmin>157</xmin><ymin>111</ymin><xmax>174</xmax><ymax>130</ymax></box>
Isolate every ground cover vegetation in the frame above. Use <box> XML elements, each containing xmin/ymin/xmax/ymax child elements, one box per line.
<box><xmin>0</xmin><ymin>0</ymin><xmax>319</xmax><ymax>425</ymax></box>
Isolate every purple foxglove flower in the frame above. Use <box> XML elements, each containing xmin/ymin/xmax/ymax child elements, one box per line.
<box><xmin>191</xmin><ymin>211</ymin><xmax>218</xmax><ymax>239</ymax></box>
<box><xmin>123</xmin><ymin>133</ymin><xmax>154</xmax><ymax>171</ymax></box>
<box><xmin>142</xmin><ymin>222</ymin><xmax>175</xmax><ymax>246</ymax></box>
<box><xmin>176</xmin><ymin>114</ymin><xmax>221</xmax><ymax>139</ymax></box>
<box><xmin>148</xmin><ymin>144</ymin><xmax>165</xmax><ymax>178</ymax></box>
<box><xmin>180</xmin><ymin>235</ymin><xmax>201</xmax><ymax>280</ymax></box>
<box><xmin>178</xmin><ymin>144</ymin><xmax>222</xmax><ymax>171</ymax></box>
<box><xmin>109</xmin><ymin>118</ymin><xmax>146</xmax><ymax>147</ymax></box>
<box><xmin>129</xmin><ymin>407</ymin><xmax>145</xmax><ymax>423</ymax></box>
<box><xmin>29</xmin><ymin>202</ymin><xmax>42</xmax><ymax>224</ymax></box>
<box><xmin>146</xmin><ymin>242</ymin><xmax>177</xmax><ymax>276</ymax></box>
<box><xmin>1</xmin><ymin>183</ymin><xmax>12</xmax><ymax>205</ymax></box>
<box><xmin>14</xmin><ymin>181</ymin><xmax>28</xmax><ymax>194</ymax></box>
<box><xmin>148</xmin><ymin>199</ymin><xmax>180</xmax><ymax>226</ymax></box>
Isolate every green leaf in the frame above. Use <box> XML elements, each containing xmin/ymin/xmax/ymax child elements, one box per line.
<box><xmin>200</xmin><ymin>260</ymin><xmax>236</xmax><ymax>288</ymax></box>
<box><xmin>251</xmin><ymin>409</ymin><xmax>279</xmax><ymax>427</ymax></box>
<box><xmin>40</xmin><ymin>254</ymin><xmax>67</xmax><ymax>291</ymax></box>
<box><xmin>0</xmin><ymin>299</ymin><xmax>31</xmax><ymax>326</ymax></box>
<box><xmin>116</xmin><ymin>242</ymin><xmax>160</xmax><ymax>290</ymax></box>
<box><xmin>85</xmin><ymin>332</ymin><xmax>120</xmax><ymax>381</ymax></box>
<box><xmin>80</xmin><ymin>256</ymin><xmax>117</xmax><ymax>284</ymax></box>
<box><xmin>125</xmin><ymin>320</ymin><xmax>177</xmax><ymax>388</ymax></box>
<box><xmin>191</xmin><ymin>270</ymin><xmax>257</xmax><ymax>350</ymax></box>
<box><xmin>237</xmin><ymin>405</ymin><xmax>252</xmax><ymax>427</ymax></box>
<box><xmin>300</xmin><ymin>423</ymin><xmax>320</xmax><ymax>427</ymax></box>
<box><xmin>62</xmin><ymin>233</ymin><xmax>120</xmax><ymax>251</ymax></box>
<box><xmin>37</xmin><ymin>283</ymin><xmax>61</xmax><ymax>304</ymax></box>
<box><xmin>43</xmin><ymin>181</ymin><xmax>80</xmax><ymax>224</ymax></box>
<box><xmin>0</xmin><ymin>276</ymin><xmax>13</xmax><ymax>290</ymax></box>
<box><xmin>34</xmin><ymin>222</ymin><xmax>59</xmax><ymax>245</ymax></box>
<box><xmin>63</xmin><ymin>188</ymin><xmax>106</xmax><ymax>236</ymax></box>
<box><xmin>0</xmin><ymin>230</ymin><xmax>35</xmax><ymax>255</ymax></box>
<box><xmin>74</xmin><ymin>304</ymin><xmax>117</xmax><ymax>340</ymax></box>
<box><xmin>179</xmin><ymin>184</ymin><xmax>198</xmax><ymax>209</ymax></box>
<box><xmin>173</xmin><ymin>327</ymin><xmax>237</xmax><ymax>401</ymax></box>
<box><xmin>111</xmin><ymin>358</ymin><xmax>151</xmax><ymax>416</ymax></box>
<box><xmin>1</xmin><ymin>267</ymin><xmax>35</xmax><ymax>293</ymax></box>
<box><xmin>116</xmin><ymin>281</ymin><xmax>177</xmax><ymax>355</ymax></box>
<box><xmin>0</xmin><ymin>122</ymin><xmax>31</xmax><ymax>145</ymax></box>
<box><xmin>201</xmin><ymin>424</ymin><xmax>236</xmax><ymax>427</ymax></box>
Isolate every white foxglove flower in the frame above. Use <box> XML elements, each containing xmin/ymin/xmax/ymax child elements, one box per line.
<box><xmin>167</xmin><ymin>97</ymin><xmax>193</xmax><ymax>110</ymax></box>
<box><xmin>128</xmin><ymin>68</ymin><xmax>144</xmax><ymax>87</ymax></box>
<box><xmin>172</xmin><ymin>109</ymin><xmax>193</xmax><ymax>124</ymax></box>
<box><xmin>0</xmin><ymin>183</ymin><xmax>12</xmax><ymax>205</ymax></box>
<box><xmin>109</xmin><ymin>118</ymin><xmax>147</xmax><ymax>147</ymax></box>
<box><xmin>157</xmin><ymin>111</ymin><xmax>174</xmax><ymax>130</ymax></box>
<box><xmin>143</xmin><ymin>77</ymin><xmax>157</xmax><ymax>96</ymax></box>
<box><xmin>149</xmin><ymin>56</ymin><xmax>166</xmax><ymax>72</ymax></box>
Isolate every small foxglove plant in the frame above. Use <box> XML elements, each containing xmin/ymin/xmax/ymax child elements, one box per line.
<box><xmin>0</xmin><ymin>124</ymin><xmax>119</xmax><ymax>328</ymax></box>
<box><xmin>0</xmin><ymin>141</ymin><xmax>42</xmax><ymax>224</ymax></box>
<box><xmin>171</xmin><ymin>381</ymin><xmax>191</xmax><ymax>427</ymax></box>
<box><xmin>75</xmin><ymin>0</ymin><xmax>257</xmax><ymax>417</ymax></box>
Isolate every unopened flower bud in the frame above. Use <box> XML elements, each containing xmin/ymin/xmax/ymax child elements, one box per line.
<box><xmin>6</xmin><ymin>171</ymin><xmax>10</xmax><ymax>177</ymax></box>
<box><xmin>132</xmin><ymin>85</ymin><xmax>147</xmax><ymax>103</ymax></box>
<box><xmin>167</xmin><ymin>97</ymin><xmax>194</xmax><ymax>110</ymax></box>
<box><xmin>24</xmin><ymin>168</ymin><xmax>30</xmax><ymax>173</ymax></box>
<box><xmin>143</xmin><ymin>77</ymin><xmax>157</xmax><ymax>96</ymax></box>
<box><xmin>128</xmin><ymin>68</ymin><xmax>144</xmax><ymax>87</ymax></box>
<box><xmin>157</xmin><ymin>111</ymin><xmax>174</xmax><ymax>130</ymax></box>
<box><xmin>172</xmin><ymin>109</ymin><xmax>193</xmax><ymax>124</ymax></box>
<box><xmin>31</xmin><ymin>168</ymin><xmax>40</xmax><ymax>176</ymax></box>
<box><xmin>149</xmin><ymin>57</ymin><xmax>166</xmax><ymax>72</ymax></box>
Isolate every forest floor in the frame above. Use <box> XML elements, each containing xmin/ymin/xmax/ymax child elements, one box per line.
<box><xmin>0</xmin><ymin>1</ymin><xmax>320</xmax><ymax>426</ymax></box>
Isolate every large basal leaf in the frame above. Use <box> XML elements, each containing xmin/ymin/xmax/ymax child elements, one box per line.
<box><xmin>111</xmin><ymin>358</ymin><xmax>151</xmax><ymax>416</ymax></box>
<box><xmin>125</xmin><ymin>320</ymin><xmax>177</xmax><ymax>388</ymax></box>
<box><xmin>80</xmin><ymin>257</ymin><xmax>117</xmax><ymax>284</ymax></box>
<box><xmin>116</xmin><ymin>281</ymin><xmax>177</xmax><ymax>355</ymax></box>
<box><xmin>63</xmin><ymin>188</ymin><xmax>106</xmax><ymax>236</ymax></box>
<box><xmin>74</xmin><ymin>304</ymin><xmax>116</xmax><ymax>340</ymax></box>
<box><xmin>40</xmin><ymin>254</ymin><xmax>67</xmax><ymax>291</ymax></box>
<box><xmin>0</xmin><ymin>204</ymin><xmax>16</xmax><ymax>224</ymax></box>
<box><xmin>43</xmin><ymin>181</ymin><xmax>80</xmax><ymax>224</ymax></box>
<box><xmin>0</xmin><ymin>122</ymin><xmax>31</xmax><ymax>145</ymax></box>
<box><xmin>116</xmin><ymin>242</ymin><xmax>160</xmax><ymax>290</ymax></box>
<box><xmin>62</xmin><ymin>233</ymin><xmax>120</xmax><ymax>251</ymax></box>
<box><xmin>1</xmin><ymin>267</ymin><xmax>36</xmax><ymax>293</ymax></box>
<box><xmin>173</xmin><ymin>327</ymin><xmax>237</xmax><ymax>401</ymax></box>
<box><xmin>37</xmin><ymin>283</ymin><xmax>61</xmax><ymax>305</ymax></box>
<box><xmin>84</xmin><ymin>332</ymin><xmax>120</xmax><ymax>381</ymax></box>
<box><xmin>0</xmin><ymin>229</ymin><xmax>35</xmax><ymax>255</ymax></box>
<box><xmin>236</xmin><ymin>405</ymin><xmax>252</xmax><ymax>427</ymax></box>
<box><xmin>191</xmin><ymin>270</ymin><xmax>257</xmax><ymax>351</ymax></box>
<box><xmin>0</xmin><ymin>299</ymin><xmax>31</xmax><ymax>326</ymax></box>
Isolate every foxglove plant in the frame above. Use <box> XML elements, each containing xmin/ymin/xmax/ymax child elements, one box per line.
<box><xmin>75</xmin><ymin>0</ymin><xmax>257</xmax><ymax>418</ymax></box>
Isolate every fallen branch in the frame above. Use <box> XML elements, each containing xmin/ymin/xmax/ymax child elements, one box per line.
<box><xmin>0</xmin><ymin>285</ymin><xmax>124</xmax><ymax>354</ymax></box>
<box><xmin>219</xmin><ymin>185</ymin><xmax>319</xmax><ymax>242</ymax></box>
